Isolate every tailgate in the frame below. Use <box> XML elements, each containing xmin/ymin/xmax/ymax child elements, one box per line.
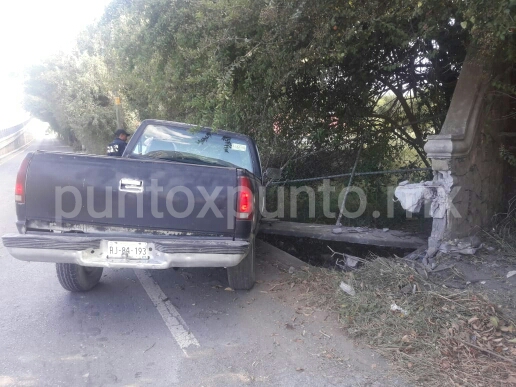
<box><xmin>25</xmin><ymin>152</ymin><xmax>237</xmax><ymax>235</ymax></box>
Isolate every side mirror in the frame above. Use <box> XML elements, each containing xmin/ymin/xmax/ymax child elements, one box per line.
<box><xmin>264</xmin><ymin>168</ymin><xmax>282</xmax><ymax>181</ymax></box>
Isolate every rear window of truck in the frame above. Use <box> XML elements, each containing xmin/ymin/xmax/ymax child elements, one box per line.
<box><xmin>130</xmin><ymin>124</ymin><xmax>254</xmax><ymax>172</ymax></box>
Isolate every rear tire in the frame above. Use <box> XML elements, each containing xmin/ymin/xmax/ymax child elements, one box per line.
<box><xmin>56</xmin><ymin>263</ymin><xmax>103</xmax><ymax>292</ymax></box>
<box><xmin>227</xmin><ymin>240</ymin><xmax>255</xmax><ymax>290</ymax></box>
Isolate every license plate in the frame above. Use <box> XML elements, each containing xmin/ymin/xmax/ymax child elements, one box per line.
<box><xmin>107</xmin><ymin>241</ymin><xmax>149</xmax><ymax>260</ymax></box>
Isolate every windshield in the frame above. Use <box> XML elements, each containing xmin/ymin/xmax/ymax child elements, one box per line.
<box><xmin>130</xmin><ymin>124</ymin><xmax>254</xmax><ymax>172</ymax></box>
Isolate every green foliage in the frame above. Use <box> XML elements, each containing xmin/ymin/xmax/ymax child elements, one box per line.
<box><xmin>24</xmin><ymin>37</ymin><xmax>138</xmax><ymax>153</ymax></box>
<box><xmin>92</xmin><ymin>0</ymin><xmax>473</xmax><ymax>168</ymax></box>
<box><xmin>23</xmin><ymin>0</ymin><xmax>516</xmax><ymax>165</ymax></box>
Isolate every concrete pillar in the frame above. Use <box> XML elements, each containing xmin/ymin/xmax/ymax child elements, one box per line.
<box><xmin>424</xmin><ymin>53</ymin><xmax>506</xmax><ymax>241</ymax></box>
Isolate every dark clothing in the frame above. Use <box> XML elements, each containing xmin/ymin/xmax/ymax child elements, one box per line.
<box><xmin>107</xmin><ymin>138</ymin><xmax>127</xmax><ymax>157</ymax></box>
<box><xmin>114</xmin><ymin>129</ymin><xmax>130</xmax><ymax>137</ymax></box>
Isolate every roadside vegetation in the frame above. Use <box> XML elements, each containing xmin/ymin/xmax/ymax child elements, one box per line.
<box><xmin>22</xmin><ymin>0</ymin><xmax>516</xmax><ymax>228</ymax></box>
<box><xmin>23</xmin><ymin>0</ymin><xmax>514</xmax><ymax>161</ymax></box>
<box><xmin>288</xmin><ymin>257</ymin><xmax>516</xmax><ymax>386</ymax></box>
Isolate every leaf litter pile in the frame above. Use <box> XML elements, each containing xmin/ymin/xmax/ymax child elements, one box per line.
<box><xmin>289</xmin><ymin>256</ymin><xmax>516</xmax><ymax>386</ymax></box>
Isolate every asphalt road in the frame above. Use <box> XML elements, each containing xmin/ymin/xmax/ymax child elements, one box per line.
<box><xmin>0</xmin><ymin>137</ymin><xmax>403</xmax><ymax>387</ymax></box>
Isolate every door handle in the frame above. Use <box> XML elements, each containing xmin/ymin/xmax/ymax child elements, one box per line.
<box><xmin>119</xmin><ymin>178</ymin><xmax>144</xmax><ymax>193</ymax></box>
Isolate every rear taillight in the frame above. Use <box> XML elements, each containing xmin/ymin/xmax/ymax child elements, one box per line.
<box><xmin>15</xmin><ymin>155</ymin><xmax>31</xmax><ymax>204</ymax></box>
<box><xmin>236</xmin><ymin>176</ymin><xmax>253</xmax><ymax>220</ymax></box>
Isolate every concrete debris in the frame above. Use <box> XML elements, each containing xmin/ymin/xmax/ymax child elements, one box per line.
<box><xmin>439</xmin><ymin>236</ymin><xmax>483</xmax><ymax>255</ymax></box>
<box><xmin>339</xmin><ymin>281</ymin><xmax>356</xmax><ymax>296</ymax></box>
<box><xmin>345</xmin><ymin>255</ymin><xmax>360</xmax><ymax>268</ymax></box>
<box><xmin>467</xmin><ymin>235</ymin><xmax>483</xmax><ymax>248</ymax></box>
<box><xmin>382</xmin><ymin>228</ymin><xmax>390</xmax><ymax>232</ymax></box>
<box><xmin>332</xmin><ymin>227</ymin><xmax>343</xmax><ymax>234</ymax></box>
<box><xmin>395</xmin><ymin>182</ymin><xmax>430</xmax><ymax>213</ymax></box>
<box><xmin>390</xmin><ymin>303</ymin><xmax>409</xmax><ymax>316</ymax></box>
<box><xmin>394</xmin><ymin>181</ymin><xmax>448</xmax><ymax>218</ymax></box>
<box><xmin>395</xmin><ymin>172</ymin><xmax>454</xmax><ymax>221</ymax></box>
<box><xmin>439</xmin><ymin>244</ymin><xmax>479</xmax><ymax>255</ymax></box>
<box><xmin>507</xmin><ymin>271</ymin><xmax>516</xmax><ymax>279</ymax></box>
<box><xmin>329</xmin><ymin>246</ymin><xmax>361</xmax><ymax>269</ymax></box>
<box><xmin>335</xmin><ymin>254</ymin><xmax>360</xmax><ymax>270</ymax></box>
<box><xmin>405</xmin><ymin>245</ymin><xmax>427</xmax><ymax>261</ymax></box>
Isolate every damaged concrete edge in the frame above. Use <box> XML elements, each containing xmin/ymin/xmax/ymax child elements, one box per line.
<box><xmin>394</xmin><ymin>176</ymin><xmax>452</xmax><ymax>218</ymax></box>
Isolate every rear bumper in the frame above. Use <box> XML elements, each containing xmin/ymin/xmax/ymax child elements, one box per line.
<box><xmin>1</xmin><ymin>233</ymin><xmax>249</xmax><ymax>269</ymax></box>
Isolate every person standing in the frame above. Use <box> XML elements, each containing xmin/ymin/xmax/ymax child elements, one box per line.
<box><xmin>107</xmin><ymin>129</ymin><xmax>130</xmax><ymax>156</ymax></box>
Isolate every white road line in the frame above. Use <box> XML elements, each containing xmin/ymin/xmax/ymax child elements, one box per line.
<box><xmin>134</xmin><ymin>269</ymin><xmax>200</xmax><ymax>354</ymax></box>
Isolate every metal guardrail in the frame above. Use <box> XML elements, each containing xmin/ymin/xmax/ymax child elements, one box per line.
<box><xmin>0</xmin><ymin>120</ymin><xmax>29</xmax><ymax>140</ymax></box>
<box><xmin>0</xmin><ymin>120</ymin><xmax>32</xmax><ymax>158</ymax></box>
<box><xmin>0</xmin><ymin>120</ymin><xmax>30</xmax><ymax>140</ymax></box>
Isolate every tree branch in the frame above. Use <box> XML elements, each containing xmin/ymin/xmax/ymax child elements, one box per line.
<box><xmin>378</xmin><ymin>77</ymin><xmax>425</xmax><ymax>144</ymax></box>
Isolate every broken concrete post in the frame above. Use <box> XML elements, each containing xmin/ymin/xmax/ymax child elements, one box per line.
<box><xmin>395</xmin><ymin>178</ymin><xmax>452</xmax><ymax>266</ymax></box>
<box><xmin>424</xmin><ymin>51</ymin><xmax>506</xmax><ymax>241</ymax></box>
<box><xmin>395</xmin><ymin>49</ymin><xmax>511</xmax><ymax>265</ymax></box>
<box><xmin>394</xmin><ymin>180</ymin><xmax>449</xmax><ymax>218</ymax></box>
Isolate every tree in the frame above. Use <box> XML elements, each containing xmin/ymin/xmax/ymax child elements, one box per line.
<box><xmin>24</xmin><ymin>48</ymin><xmax>137</xmax><ymax>153</ymax></box>
<box><xmin>24</xmin><ymin>0</ymin><xmax>516</xmax><ymax>169</ymax></box>
<box><xmin>91</xmin><ymin>0</ymin><xmax>472</xmax><ymax>167</ymax></box>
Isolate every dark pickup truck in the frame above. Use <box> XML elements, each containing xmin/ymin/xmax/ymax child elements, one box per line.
<box><xmin>2</xmin><ymin>120</ymin><xmax>279</xmax><ymax>291</ymax></box>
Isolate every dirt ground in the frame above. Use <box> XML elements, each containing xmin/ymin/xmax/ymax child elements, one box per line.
<box><xmin>429</xmin><ymin>249</ymin><xmax>516</xmax><ymax>319</ymax></box>
<box><xmin>262</xmin><ymin>234</ymin><xmax>516</xmax><ymax>318</ymax></box>
<box><xmin>261</xmin><ymin>235</ymin><xmax>516</xmax><ymax>386</ymax></box>
<box><xmin>255</xmin><ymin>240</ymin><xmax>408</xmax><ymax>386</ymax></box>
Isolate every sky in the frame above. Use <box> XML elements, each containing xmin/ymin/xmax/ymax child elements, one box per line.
<box><xmin>0</xmin><ymin>0</ymin><xmax>112</xmax><ymax>128</ymax></box>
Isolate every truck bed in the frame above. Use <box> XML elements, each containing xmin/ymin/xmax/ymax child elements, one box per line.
<box><xmin>23</xmin><ymin>151</ymin><xmax>239</xmax><ymax>236</ymax></box>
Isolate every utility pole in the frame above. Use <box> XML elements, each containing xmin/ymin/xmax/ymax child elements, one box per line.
<box><xmin>114</xmin><ymin>93</ymin><xmax>124</xmax><ymax>130</ymax></box>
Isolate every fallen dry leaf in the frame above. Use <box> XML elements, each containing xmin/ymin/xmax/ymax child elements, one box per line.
<box><xmin>468</xmin><ymin>316</ymin><xmax>479</xmax><ymax>324</ymax></box>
